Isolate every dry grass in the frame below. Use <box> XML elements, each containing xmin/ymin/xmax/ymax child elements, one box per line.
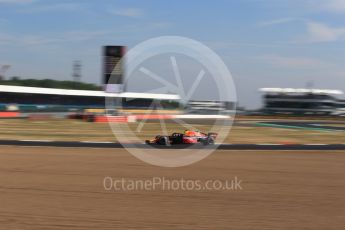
<box><xmin>0</xmin><ymin>118</ymin><xmax>344</xmax><ymax>144</ymax></box>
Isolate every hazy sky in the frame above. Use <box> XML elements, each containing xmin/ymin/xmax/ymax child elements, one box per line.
<box><xmin>0</xmin><ymin>0</ymin><xmax>344</xmax><ymax>108</ymax></box>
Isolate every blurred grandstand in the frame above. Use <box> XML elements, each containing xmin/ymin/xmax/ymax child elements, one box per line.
<box><xmin>0</xmin><ymin>84</ymin><xmax>236</xmax><ymax>121</ymax></box>
<box><xmin>0</xmin><ymin>85</ymin><xmax>180</xmax><ymax>113</ymax></box>
<box><xmin>260</xmin><ymin>88</ymin><xmax>345</xmax><ymax>116</ymax></box>
<box><xmin>0</xmin><ymin>44</ymin><xmax>236</xmax><ymax>118</ymax></box>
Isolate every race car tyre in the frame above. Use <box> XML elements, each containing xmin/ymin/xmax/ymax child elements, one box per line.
<box><xmin>158</xmin><ymin>136</ymin><xmax>168</xmax><ymax>145</ymax></box>
<box><xmin>203</xmin><ymin>136</ymin><xmax>215</xmax><ymax>145</ymax></box>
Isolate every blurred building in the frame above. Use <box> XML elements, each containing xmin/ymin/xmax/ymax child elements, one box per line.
<box><xmin>185</xmin><ymin>100</ymin><xmax>236</xmax><ymax>115</ymax></box>
<box><xmin>260</xmin><ymin>88</ymin><xmax>345</xmax><ymax>115</ymax></box>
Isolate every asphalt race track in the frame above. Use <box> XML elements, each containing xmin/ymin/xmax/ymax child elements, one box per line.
<box><xmin>0</xmin><ymin>139</ymin><xmax>345</xmax><ymax>150</ymax></box>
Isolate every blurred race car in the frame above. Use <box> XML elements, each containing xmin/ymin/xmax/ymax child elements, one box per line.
<box><xmin>145</xmin><ymin>130</ymin><xmax>218</xmax><ymax>146</ymax></box>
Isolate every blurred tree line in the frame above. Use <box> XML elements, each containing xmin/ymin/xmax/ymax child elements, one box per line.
<box><xmin>0</xmin><ymin>77</ymin><xmax>102</xmax><ymax>90</ymax></box>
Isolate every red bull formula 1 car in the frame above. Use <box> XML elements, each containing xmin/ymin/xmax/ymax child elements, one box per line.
<box><xmin>145</xmin><ymin>130</ymin><xmax>218</xmax><ymax>146</ymax></box>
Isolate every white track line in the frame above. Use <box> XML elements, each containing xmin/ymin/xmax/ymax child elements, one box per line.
<box><xmin>304</xmin><ymin>144</ymin><xmax>328</xmax><ymax>146</ymax></box>
<box><xmin>79</xmin><ymin>141</ymin><xmax>114</xmax><ymax>144</ymax></box>
<box><xmin>256</xmin><ymin>144</ymin><xmax>282</xmax><ymax>146</ymax></box>
<box><xmin>20</xmin><ymin>140</ymin><xmax>53</xmax><ymax>142</ymax></box>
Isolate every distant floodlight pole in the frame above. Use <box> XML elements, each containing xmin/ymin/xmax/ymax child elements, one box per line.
<box><xmin>0</xmin><ymin>64</ymin><xmax>11</xmax><ymax>80</ymax></box>
<box><xmin>72</xmin><ymin>60</ymin><xmax>82</xmax><ymax>83</ymax></box>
